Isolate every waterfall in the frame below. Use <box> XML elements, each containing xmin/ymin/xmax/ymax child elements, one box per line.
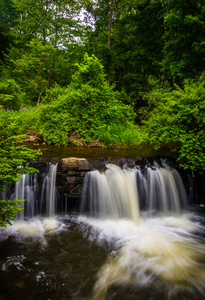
<box><xmin>10</xmin><ymin>163</ymin><xmax>58</xmax><ymax>220</ymax></box>
<box><xmin>81</xmin><ymin>164</ymin><xmax>140</xmax><ymax>223</ymax></box>
<box><xmin>40</xmin><ymin>163</ymin><xmax>58</xmax><ymax>217</ymax></box>
<box><xmin>146</xmin><ymin>162</ymin><xmax>188</xmax><ymax>213</ymax></box>
<box><xmin>80</xmin><ymin>161</ymin><xmax>188</xmax><ymax>221</ymax></box>
<box><xmin>1</xmin><ymin>159</ymin><xmax>204</xmax><ymax>300</ymax></box>
<box><xmin>2</xmin><ymin>159</ymin><xmax>189</xmax><ymax>222</ymax></box>
<box><xmin>13</xmin><ymin>173</ymin><xmax>37</xmax><ymax>220</ymax></box>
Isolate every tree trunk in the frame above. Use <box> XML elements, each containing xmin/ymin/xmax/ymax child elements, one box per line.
<box><xmin>37</xmin><ymin>89</ymin><xmax>45</xmax><ymax>106</ymax></box>
<box><xmin>108</xmin><ymin>0</ymin><xmax>114</xmax><ymax>47</ymax></box>
<box><xmin>19</xmin><ymin>13</ymin><xmax>23</xmax><ymax>52</ymax></box>
<box><xmin>43</xmin><ymin>25</ymin><xmax>46</xmax><ymax>46</ymax></box>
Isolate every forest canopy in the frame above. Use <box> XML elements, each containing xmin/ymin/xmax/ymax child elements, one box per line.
<box><xmin>0</xmin><ymin>0</ymin><xmax>204</xmax><ymax>173</ymax></box>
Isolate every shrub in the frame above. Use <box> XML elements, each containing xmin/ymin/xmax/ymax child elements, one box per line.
<box><xmin>38</xmin><ymin>54</ymin><xmax>136</xmax><ymax>145</ymax></box>
<box><xmin>0</xmin><ymin>78</ymin><xmax>25</xmax><ymax>110</ymax></box>
<box><xmin>140</xmin><ymin>74</ymin><xmax>205</xmax><ymax>171</ymax></box>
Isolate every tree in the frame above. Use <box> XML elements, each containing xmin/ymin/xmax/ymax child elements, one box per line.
<box><xmin>107</xmin><ymin>0</ymin><xmax>114</xmax><ymax>47</ymax></box>
<box><xmin>13</xmin><ymin>39</ymin><xmax>56</xmax><ymax>106</ymax></box>
<box><xmin>0</xmin><ymin>78</ymin><xmax>25</xmax><ymax>110</ymax></box>
<box><xmin>0</xmin><ymin>119</ymin><xmax>39</xmax><ymax>227</ymax></box>
<box><xmin>111</xmin><ymin>0</ymin><xmax>165</xmax><ymax>96</ymax></box>
<box><xmin>84</xmin><ymin>0</ymin><xmax>165</xmax><ymax>103</ymax></box>
<box><xmin>8</xmin><ymin>0</ymin><xmax>86</xmax><ymax>50</ymax></box>
<box><xmin>38</xmin><ymin>54</ymin><xmax>136</xmax><ymax>145</ymax></box>
<box><xmin>140</xmin><ymin>74</ymin><xmax>205</xmax><ymax>172</ymax></box>
<box><xmin>0</xmin><ymin>0</ymin><xmax>18</xmax><ymax>63</ymax></box>
<box><xmin>84</xmin><ymin>0</ymin><xmax>119</xmax><ymax>82</ymax></box>
<box><xmin>0</xmin><ymin>0</ymin><xmax>88</xmax><ymax>104</ymax></box>
<box><xmin>162</xmin><ymin>0</ymin><xmax>205</xmax><ymax>85</ymax></box>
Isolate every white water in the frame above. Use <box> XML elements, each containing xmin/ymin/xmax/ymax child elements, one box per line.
<box><xmin>13</xmin><ymin>173</ymin><xmax>37</xmax><ymax>219</ymax></box>
<box><xmin>1</xmin><ymin>163</ymin><xmax>60</xmax><ymax>241</ymax></box>
<box><xmin>9</xmin><ymin>163</ymin><xmax>58</xmax><ymax>220</ymax></box>
<box><xmin>1</xmin><ymin>161</ymin><xmax>204</xmax><ymax>299</ymax></box>
<box><xmin>40</xmin><ymin>163</ymin><xmax>58</xmax><ymax>217</ymax></box>
<box><xmin>147</xmin><ymin>162</ymin><xmax>188</xmax><ymax>213</ymax></box>
<box><xmin>79</xmin><ymin>163</ymin><xmax>205</xmax><ymax>299</ymax></box>
<box><xmin>81</xmin><ymin>164</ymin><xmax>140</xmax><ymax>223</ymax></box>
<box><xmin>1</xmin><ymin>217</ymin><xmax>62</xmax><ymax>244</ymax></box>
<box><xmin>77</xmin><ymin>214</ymin><xmax>205</xmax><ymax>300</ymax></box>
<box><xmin>81</xmin><ymin>163</ymin><xmax>188</xmax><ymax>221</ymax></box>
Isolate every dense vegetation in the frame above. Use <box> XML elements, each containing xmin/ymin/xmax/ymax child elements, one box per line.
<box><xmin>0</xmin><ymin>0</ymin><xmax>204</xmax><ymax>224</ymax></box>
<box><xmin>0</xmin><ymin>120</ymin><xmax>39</xmax><ymax>226</ymax></box>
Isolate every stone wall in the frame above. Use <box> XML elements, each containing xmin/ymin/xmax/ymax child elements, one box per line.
<box><xmin>57</xmin><ymin>157</ymin><xmax>91</xmax><ymax>200</ymax></box>
<box><xmin>28</xmin><ymin>157</ymin><xmax>204</xmax><ymax>209</ymax></box>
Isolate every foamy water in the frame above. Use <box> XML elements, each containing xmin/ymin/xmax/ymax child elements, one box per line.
<box><xmin>77</xmin><ymin>214</ymin><xmax>205</xmax><ymax>300</ymax></box>
<box><xmin>0</xmin><ymin>217</ymin><xmax>63</xmax><ymax>243</ymax></box>
<box><xmin>1</xmin><ymin>212</ymin><xmax>205</xmax><ymax>299</ymax></box>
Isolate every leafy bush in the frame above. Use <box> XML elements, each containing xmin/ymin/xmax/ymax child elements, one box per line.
<box><xmin>0</xmin><ymin>105</ymin><xmax>40</xmax><ymax>136</ymax></box>
<box><xmin>97</xmin><ymin>123</ymin><xmax>142</xmax><ymax>147</ymax></box>
<box><xmin>0</xmin><ymin>120</ymin><xmax>40</xmax><ymax>226</ymax></box>
<box><xmin>38</xmin><ymin>54</ymin><xmax>136</xmax><ymax>145</ymax></box>
<box><xmin>140</xmin><ymin>74</ymin><xmax>205</xmax><ymax>171</ymax></box>
<box><xmin>0</xmin><ymin>78</ymin><xmax>25</xmax><ymax>110</ymax></box>
<box><xmin>0</xmin><ymin>54</ymin><xmax>139</xmax><ymax>149</ymax></box>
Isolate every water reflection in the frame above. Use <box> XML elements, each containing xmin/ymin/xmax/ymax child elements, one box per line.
<box><xmin>27</xmin><ymin>143</ymin><xmax>177</xmax><ymax>163</ymax></box>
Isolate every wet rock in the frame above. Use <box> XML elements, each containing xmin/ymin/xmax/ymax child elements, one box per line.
<box><xmin>88</xmin><ymin>157</ymin><xmax>110</xmax><ymax>170</ymax></box>
<box><xmin>56</xmin><ymin>173</ymin><xmax>67</xmax><ymax>186</ymax></box>
<box><xmin>29</xmin><ymin>162</ymin><xmax>48</xmax><ymax>174</ymax></box>
<box><xmin>112</xmin><ymin>158</ymin><xmax>136</xmax><ymax>168</ymax></box>
<box><xmin>58</xmin><ymin>157</ymin><xmax>91</xmax><ymax>172</ymax></box>
<box><xmin>134</xmin><ymin>157</ymin><xmax>147</xmax><ymax>168</ymax></box>
<box><xmin>57</xmin><ymin>157</ymin><xmax>91</xmax><ymax>202</ymax></box>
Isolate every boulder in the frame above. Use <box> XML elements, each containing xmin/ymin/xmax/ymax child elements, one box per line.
<box><xmin>59</xmin><ymin>157</ymin><xmax>91</xmax><ymax>172</ymax></box>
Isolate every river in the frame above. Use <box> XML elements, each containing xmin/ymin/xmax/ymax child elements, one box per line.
<box><xmin>0</xmin><ymin>148</ymin><xmax>205</xmax><ymax>300</ymax></box>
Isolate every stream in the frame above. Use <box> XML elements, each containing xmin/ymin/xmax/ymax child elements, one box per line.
<box><xmin>0</xmin><ymin>147</ymin><xmax>205</xmax><ymax>300</ymax></box>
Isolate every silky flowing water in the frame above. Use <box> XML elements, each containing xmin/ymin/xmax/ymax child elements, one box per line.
<box><xmin>0</xmin><ymin>162</ymin><xmax>205</xmax><ymax>300</ymax></box>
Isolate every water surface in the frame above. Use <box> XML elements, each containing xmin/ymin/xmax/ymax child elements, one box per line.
<box><xmin>0</xmin><ymin>209</ymin><xmax>205</xmax><ymax>300</ymax></box>
<box><xmin>26</xmin><ymin>144</ymin><xmax>177</xmax><ymax>162</ymax></box>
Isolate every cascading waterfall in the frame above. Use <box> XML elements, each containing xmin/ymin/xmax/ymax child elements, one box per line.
<box><xmin>146</xmin><ymin>161</ymin><xmax>188</xmax><ymax>213</ymax></box>
<box><xmin>40</xmin><ymin>163</ymin><xmax>58</xmax><ymax>217</ymax></box>
<box><xmin>2</xmin><ymin>160</ymin><xmax>188</xmax><ymax>221</ymax></box>
<box><xmin>81</xmin><ymin>161</ymin><xmax>188</xmax><ymax>221</ymax></box>
<box><xmin>13</xmin><ymin>173</ymin><xmax>37</xmax><ymax>219</ymax></box>
<box><xmin>80</xmin><ymin>162</ymin><xmax>205</xmax><ymax>300</ymax></box>
<box><xmin>1</xmin><ymin>158</ymin><xmax>205</xmax><ymax>300</ymax></box>
<box><xmin>10</xmin><ymin>163</ymin><xmax>58</xmax><ymax>220</ymax></box>
<box><xmin>81</xmin><ymin>164</ymin><xmax>140</xmax><ymax>223</ymax></box>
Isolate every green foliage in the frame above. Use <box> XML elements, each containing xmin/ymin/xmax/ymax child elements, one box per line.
<box><xmin>85</xmin><ymin>0</ymin><xmax>165</xmax><ymax>103</ymax></box>
<box><xmin>0</xmin><ymin>119</ymin><xmax>40</xmax><ymax>226</ymax></box>
<box><xmin>97</xmin><ymin>123</ymin><xmax>142</xmax><ymax>148</ymax></box>
<box><xmin>0</xmin><ymin>199</ymin><xmax>24</xmax><ymax>227</ymax></box>
<box><xmin>162</xmin><ymin>0</ymin><xmax>205</xmax><ymax>85</ymax></box>
<box><xmin>41</xmin><ymin>84</ymin><xmax>66</xmax><ymax>103</ymax></box>
<box><xmin>113</xmin><ymin>0</ymin><xmax>165</xmax><ymax>92</ymax></box>
<box><xmin>38</xmin><ymin>54</ymin><xmax>136</xmax><ymax>145</ymax></box>
<box><xmin>71</xmin><ymin>53</ymin><xmax>108</xmax><ymax>89</ymax></box>
<box><xmin>0</xmin><ymin>105</ymin><xmax>40</xmax><ymax>136</ymax></box>
<box><xmin>53</xmin><ymin>50</ymin><xmax>82</xmax><ymax>87</ymax></box>
<box><xmin>0</xmin><ymin>0</ymin><xmax>17</xmax><ymax>63</ymax></box>
<box><xmin>141</xmin><ymin>74</ymin><xmax>205</xmax><ymax>171</ymax></box>
<box><xmin>0</xmin><ymin>0</ymin><xmax>204</xmax><ymax>177</ymax></box>
<box><xmin>12</xmin><ymin>39</ymin><xmax>56</xmax><ymax>106</ymax></box>
<box><xmin>0</xmin><ymin>122</ymin><xmax>39</xmax><ymax>189</ymax></box>
<box><xmin>0</xmin><ymin>78</ymin><xmax>25</xmax><ymax>110</ymax></box>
